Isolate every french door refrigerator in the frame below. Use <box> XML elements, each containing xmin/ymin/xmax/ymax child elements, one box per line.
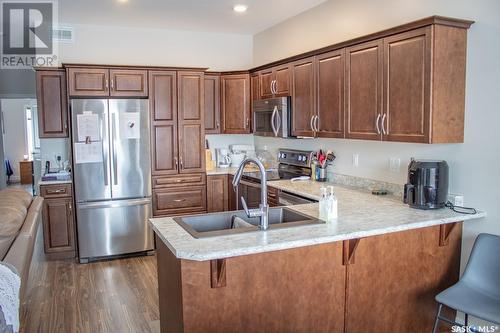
<box><xmin>71</xmin><ymin>99</ymin><xmax>153</xmax><ymax>263</ymax></box>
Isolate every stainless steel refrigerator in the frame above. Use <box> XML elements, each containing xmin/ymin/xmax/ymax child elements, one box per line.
<box><xmin>71</xmin><ymin>99</ymin><xmax>153</xmax><ymax>263</ymax></box>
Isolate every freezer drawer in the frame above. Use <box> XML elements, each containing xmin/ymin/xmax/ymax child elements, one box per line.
<box><xmin>76</xmin><ymin>198</ymin><xmax>153</xmax><ymax>260</ymax></box>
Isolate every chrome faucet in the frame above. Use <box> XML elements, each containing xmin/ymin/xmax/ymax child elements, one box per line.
<box><xmin>232</xmin><ymin>157</ymin><xmax>269</xmax><ymax>231</ymax></box>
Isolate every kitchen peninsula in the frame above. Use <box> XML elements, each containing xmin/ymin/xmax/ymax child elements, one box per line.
<box><xmin>150</xmin><ymin>180</ymin><xmax>485</xmax><ymax>333</ymax></box>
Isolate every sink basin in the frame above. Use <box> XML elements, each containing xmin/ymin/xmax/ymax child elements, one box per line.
<box><xmin>174</xmin><ymin>207</ymin><xmax>323</xmax><ymax>238</ymax></box>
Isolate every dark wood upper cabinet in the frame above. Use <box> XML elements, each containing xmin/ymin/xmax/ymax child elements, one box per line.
<box><xmin>291</xmin><ymin>57</ymin><xmax>316</xmax><ymax>137</ymax></box>
<box><xmin>383</xmin><ymin>28</ymin><xmax>431</xmax><ymax>143</ymax></box>
<box><xmin>67</xmin><ymin>68</ymin><xmax>109</xmax><ymax>97</ymax></box>
<box><xmin>221</xmin><ymin>74</ymin><xmax>251</xmax><ymax>134</ymax></box>
<box><xmin>258</xmin><ymin>65</ymin><xmax>291</xmax><ymax>99</ymax></box>
<box><xmin>68</xmin><ymin>67</ymin><xmax>148</xmax><ymax>97</ymax></box>
<box><xmin>36</xmin><ymin>69</ymin><xmax>68</xmax><ymax>138</ymax></box>
<box><xmin>204</xmin><ymin>74</ymin><xmax>221</xmax><ymax>134</ymax></box>
<box><xmin>345</xmin><ymin>40</ymin><xmax>383</xmax><ymax>141</ymax></box>
<box><xmin>316</xmin><ymin>49</ymin><xmax>345</xmax><ymax>138</ymax></box>
<box><xmin>177</xmin><ymin>71</ymin><xmax>205</xmax><ymax>173</ymax></box>
<box><xmin>274</xmin><ymin>65</ymin><xmax>291</xmax><ymax>96</ymax></box>
<box><xmin>109</xmin><ymin>69</ymin><xmax>148</xmax><ymax>97</ymax></box>
<box><xmin>250</xmin><ymin>73</ymin><xmax>260</xmax><ymax>101</ymax></box>
<box><xmin>149</xmin><ymin>71</ymin><xmax>178</xmax><ymax>175</ymax></box>
<box><xmin>259</xmin><ymin>69</ymin><xmax>273</xmax><ymax>99</ymax></box>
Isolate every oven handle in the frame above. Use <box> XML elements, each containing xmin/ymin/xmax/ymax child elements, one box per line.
<box><xmin>239</xmin><ymin>180</ymin><xmax>262</xmax><ymax>189</ymax></box>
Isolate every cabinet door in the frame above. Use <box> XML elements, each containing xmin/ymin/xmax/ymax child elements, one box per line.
<box><xmin>274</xmin><ymin>64</ymin><xmax>291</xmax><ymax>96</ymax></box>
<box><xmin>67</xmin><ymin>68</ymin><xmax>110</xmax><ymax>97</ymax></box>
<box><xmin>36</xmin><ymin>70</ymin><xmax>68</xmax><ymax>138</ymax></box>
<box><xmin>383</xmin><ymin>28</ymin><xmax>431</xmax><ymax>143</ymax></box>
<box><xmin>345</xmin><ymin>40</ymin><xmax>383</xmax><ymax>141</ymax></box>
<box><xmin>178</xmin><ymin>72</ymin><xmax>205</xmax><ymax>173</ymax></box>
<box><xmin>153</xmin><ymin>186</ymin><xmax>207</xmax><ymax>216</ymax></box>
<box><xmin>207</xmin><ymin>175</ymin><xmax>228</xmax><ymax>212</ymax></box>
<box><xmin>227</xmin><ymin>175</ymin><xmax>237</xmax><ymax>211</ymax></box>
<box><xmin>204</xmin><ymin>74</ymin><xmax>221</xmax><ymax>134</ymax></box>
<box><xmin>221</xmin><ymin>74</ymin><xmax>251</xmax><ymax>134</ymax></box>
<box><xmin>291</xmin><ymin>58</ymin><xmax>316</xmax><ymax>137</ymax></box>
<box><xmin>149</xmin><ymin>71</ymin><xmax>178</xmax><ymax>175</ymax></box>
<box><xmin>251</xmin><ymin>73</ymin><xmax>260</xmax><ymax>101</ymax></box>
<box><xmin>345</xmin><ymin>224</ymin><xmax>461</xmax><ymax>332</ymax></box>
<box><xmin>259</xmin><ymin>69</ymin><xmax>273</xmax><ymax>99</ymax></box>
<box><xmin>109</xmin><ymin>69</ymin><xmax>148</xmax><ymax>97</ymax></box>
<box><xmin>316</xmin><ymin>50</ymin><xmax>345</xmax><ymax>138</ymax></box>
<box><xmin>42</xmin><ymin>197</ymin><xmax>76</xmax><ymax>254</ymax></box>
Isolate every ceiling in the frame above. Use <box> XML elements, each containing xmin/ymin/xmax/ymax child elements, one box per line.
<box><xmin>58</xmin><ymin>0</ymin><xmax>328</xmax><ymax>35</ymax></box>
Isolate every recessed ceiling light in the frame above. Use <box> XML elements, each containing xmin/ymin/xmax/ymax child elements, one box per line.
<box><xmin>117</xmin><ymin>0</ymin><xmax>128</xmax><ymax>3</ymax></box>
<box><xmin>233</xmin><ymin>4</ymin><xmax>248</xmax><ymax>13</ymax></box>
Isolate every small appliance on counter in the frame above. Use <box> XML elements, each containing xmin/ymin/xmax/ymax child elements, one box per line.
<box><xmin>216</xmin><ymin>148</ymin><xmax>232</xmax><ymax>168</ymax></box>
<box><xmin>404</xmin><ymin>159</ymin><xmax>449</xmax><ymax>210</ymax></box>
<box><xmin>229</xmin><ymin>144</ymin><xmax>255</xmax><ymax>168</ymax></box>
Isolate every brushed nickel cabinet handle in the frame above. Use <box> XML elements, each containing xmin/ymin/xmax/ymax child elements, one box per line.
<box><xmin>47</xmin><ymin>188</ymin><xmax>65</xmax><ymax>194</ymax></box>
<box><xmin>314</xmin><ymin>115</ymin><xmax>319</xmax><ymax>132</ymax></box>
<box><xmin>375</xmin><ymin>114</ymin><xmax>381</xmax><ymax>135</ymax></box>
<box><xmin>173</xmin><ymin>199</ymin><xmax>186</xmax><ymax>202</ymax></box>
<box><xmin>110</xmin><ymin>78</ymin><xmax>114</xmax><ymax>90</ymax></box>
<box><xmin>381</xmin><ymin>114</ymin><xmax>387</xmax><ymax>135</ymax></box>
<box><xmin>180</xmin><ymin>157</ymin><xmax>184</xmax><ymax>169</ymax></box>
<box><xmin>310</xmin><ymin>115</ymin><xmax>315</xmax><ymax>132</ymax></box>
<box><xmin>174</xmin><ymin>157</ymin><xmax>178</xmax><ymax>170</ymax></box>
<box><xmin>105</xmin><ymin>79</ymin><xmax>109</xmax><ymax>89</ymax></box>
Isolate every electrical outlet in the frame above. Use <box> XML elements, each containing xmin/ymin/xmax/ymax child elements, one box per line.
<box><xmin>448</xmin><ymin>194</ymin><xmax>464</xmax><ymax>207</ymax></box>
<box><xmin>352</xmin><ymin>154</ymin><xmax>359</xmax><ymax>167</ymax></box>
<box><xmin>389</xmin><ymin>157</ymin><xmax>401</xmax><ymax>173</ymax></box>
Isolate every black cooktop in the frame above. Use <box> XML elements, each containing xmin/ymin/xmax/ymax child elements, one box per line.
<box><xmin>242</xmin><ymin>164</ymin><xmax>311</xmax><ymax>182</ymax></box>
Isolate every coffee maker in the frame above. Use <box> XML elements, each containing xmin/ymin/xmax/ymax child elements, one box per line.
<box><xmin>404</xmin><ymin>159</ymin><xmax>449</xmax><ymax>209</ymax></box>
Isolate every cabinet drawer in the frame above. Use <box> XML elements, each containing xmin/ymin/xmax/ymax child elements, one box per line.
<box><xmin>153</xmin><ymin>173</ymin><xmax>206</xmax><ymax>188</ymax></box>
<box><xmin>153</xmin><ymin>186</ymin><xmax>207</xmax><ymax>216</ymax></box>
<box><xmin>40</xmin><ymin>184</ymin><xmax>72</xmax><ymax>198</ymax></box>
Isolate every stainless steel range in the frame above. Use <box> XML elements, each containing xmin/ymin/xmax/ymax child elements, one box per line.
<box><xmin>236</xmin><ymin>149</ymin><xmax>317</xmax><ymax>209</ymax></box>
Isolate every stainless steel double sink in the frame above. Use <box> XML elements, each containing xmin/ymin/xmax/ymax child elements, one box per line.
<box><xmin>174</xmin><ymin>207</ymin><xmax>323</xmax><ymax>238</ymax></box>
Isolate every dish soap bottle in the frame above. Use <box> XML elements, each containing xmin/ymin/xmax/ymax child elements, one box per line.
<box><xmin>326</xmin><ymin>186</ymin><xmax>338</xmax><ymax>222</ymax></box>
<box><xmin>319</xmin><ymin>187</ymin><xmax>328</xmax><ymax>220</ymax></box>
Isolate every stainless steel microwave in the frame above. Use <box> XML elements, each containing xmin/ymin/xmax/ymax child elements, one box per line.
<box><xmin>252</xmin><ymin>97</ymin><xmax>293</xmax><ymax>138</ymax></box>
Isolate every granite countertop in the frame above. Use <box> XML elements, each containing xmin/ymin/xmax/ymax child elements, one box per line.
<box><xmin>206</xmin><ymin>167</ymin><xmax>238</xmax><ymax>176</ymax></box>
<box><xmin>38</xmin><ymin>179</ymin><xmax>73</xmax><ymax>186</ymax></box>
<box><xmin>150</xmin><ymin>179</ymin><xmax>486</xmax><ymax>261</ymax></box>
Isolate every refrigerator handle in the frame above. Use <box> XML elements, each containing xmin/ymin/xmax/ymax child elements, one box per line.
<box><xmin>102</xmin><ymin>109</ymin><xmax>109</xmax><ymax>186</ymax></box>
<box><xmin>111</xmin><ymin>112</ymin><xmax>118</xmax><ymax>185</ymax></box>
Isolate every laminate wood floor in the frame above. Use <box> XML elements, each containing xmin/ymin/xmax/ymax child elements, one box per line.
<box><xmin>20</xmin><ymin>228</ymin><xmax>160</xmax><ymax>333</ymax></box>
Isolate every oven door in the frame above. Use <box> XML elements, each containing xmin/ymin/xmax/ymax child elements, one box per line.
<box><xmin>238</xmin><ymin>179</ymin><xmax>262</xmax><ymax>209</ymax></box>
<box><xmin>278</xmin><ymin>190</ymin><xmax>317</xmax><ymax>206</ymax></box>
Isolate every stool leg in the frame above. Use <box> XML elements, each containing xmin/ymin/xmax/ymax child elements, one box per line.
<box><xmin>433</xmin><ymin>304</ymin><xmax>443</xmax><ymax>333</ymax></box>
<box><xmin>465</xmin><ymin>313</ymin><xmax>469</xmax><ymax>326</ymax></box>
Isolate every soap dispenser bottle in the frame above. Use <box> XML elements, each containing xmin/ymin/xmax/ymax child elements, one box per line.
<box><xmin>326</xmin><ymin>186</ymin><xmax>338</xmax><ymax>222</ymax></box>
<box><xmin>319</xmin><ymin>187</ymin><xmax>328</xmax><ymax>220</ymax></box>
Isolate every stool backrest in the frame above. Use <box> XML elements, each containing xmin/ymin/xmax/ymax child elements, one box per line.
<box><xmin>462</xmin><ymin>233</ymin><xmax>500</xmax><ymax>298</ymax></box>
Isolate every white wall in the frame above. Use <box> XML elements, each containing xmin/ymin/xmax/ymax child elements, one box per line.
<box><xmin>58</xmin><ymin>23</ymin><xmax>253</xmax><ymax>71</ymax></box>
<box><xmin>1</xmin><ymin>99</ymin><xmax>34</xmax><ymax>180</ymax></box>
<box><xmin>253</xmin><ymin>0</ymin><xmax>500</xmax><ymax>284</ymax></box>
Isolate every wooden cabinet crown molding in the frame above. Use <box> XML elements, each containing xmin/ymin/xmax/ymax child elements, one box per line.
<box><xmin>249</xmin><ymin>15</ymin><xmax>473</xmax><ymax>73</ymax></box>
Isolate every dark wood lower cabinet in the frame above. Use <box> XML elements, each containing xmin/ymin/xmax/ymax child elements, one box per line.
<box><xmin>206</xmin><ymin>175</ymin><xmax>228</xmax><ymax>213</ymax></box>
<box><xmin>156</xmin><ymin>222</ymin><xmax>462</xmax><ymax>333</ymax></box>
<box><xmin>152</xmin><ymin>173</ymin><xmax>207</xmax><ymax>217</ymax></box>
<box><xmin>40</xmin><ymin>184</ymin><xmax>76</xmax><ymax>259</ymax></box>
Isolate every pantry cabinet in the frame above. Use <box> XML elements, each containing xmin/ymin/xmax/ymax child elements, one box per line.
<box><xmin>149</xmin><ymin>70</ymin><xmax>206</xmax><ymax>217</ymax></box>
